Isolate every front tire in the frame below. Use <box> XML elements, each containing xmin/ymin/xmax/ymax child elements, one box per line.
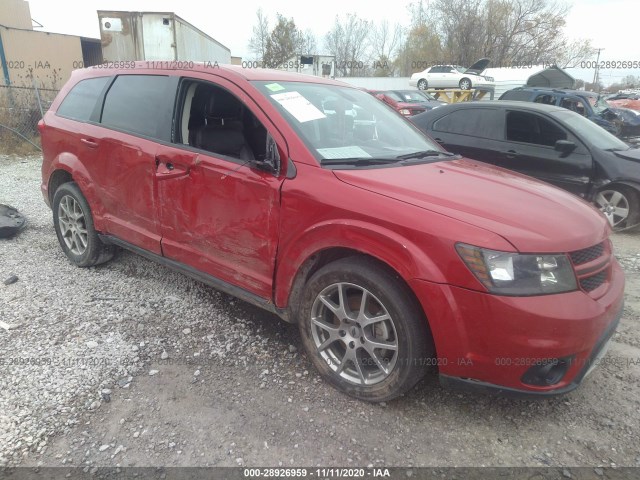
<box><xmin>417</xmin><ymin>79</ymin><xmax>428</xmax><ymax>90</ymax></box>
<box><xmin>594</xmin><ymin>185</ymin><xmax>640</xmax><ymax>231</ymax></box>
<box><xmin>459</xmin><ymin>78</ymin><xmax>472</xmax><ymax>90</ymax></box>
<box><xmin>52</xmin><ymin>182</ymin><xmax>114</xmax><ymax>267</ymax></box>
<box><xmin>298</xmin><ymin>257</ymin><xmax>434</xmax><ymax>402</ymax></box>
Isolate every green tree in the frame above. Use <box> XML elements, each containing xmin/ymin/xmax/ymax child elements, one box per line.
<box><xmin>262</xmin><ymin>14</ymin><xmax>304</xmax><ymax>69</ymax></box>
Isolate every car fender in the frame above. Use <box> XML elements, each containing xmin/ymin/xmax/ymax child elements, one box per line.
<box><xmin>274</xmin><ymin>219</ymin><xmax>446</xmax><ymax>309</ymax></box>
<box><xmin>603</xmin><ymin>179</ymin><xmax>640</xmax><ymax>193</ymax></box>
<box><xmin>48</xmin><ymin>152</ymin><xmax>107</xmax><ymax>231</ymax></box>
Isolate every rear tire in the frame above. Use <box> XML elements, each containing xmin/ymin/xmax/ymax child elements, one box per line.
<box><xmin>298</xmin><ymin>256</ymin><xmax>434</xmax><ymax>402</ymax></box>
<box><xmin>52</xmin><ymin>182</ymin><xmax>115</xmax><ymax>267</ymax></box>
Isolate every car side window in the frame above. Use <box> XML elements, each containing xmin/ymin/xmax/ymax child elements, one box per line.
<box><xmin>175</xmin><ymin>80</ymin><xmax>269</xmax><ymax>162</ymax></box>
<box><xmin>506</xmin><ymin>111</ymin><xmax>567</xmax><ymax>146</ymax></box>
<box><xmin>560</xmin><ymin>97</ymin><xmax>587</xmax><ymax>117</ymax></box>
<box><xmin>56</xmin><ymin>77</ymin><xmax>110</xmax><ymax>122</ymax></box>
<box><xmin>433</xmin><ymin>108</ymin><xmax>503</xmax><ymax>139</ymax></box>
<box><xmin>534</xmin><ymin>94</ymin><xmax>557</xmax><ymax>105</ymax></box>
<box><xmin>101</xmin><ymin>75</ymin><xmax>174</xmax><ymax>140</ymax></box>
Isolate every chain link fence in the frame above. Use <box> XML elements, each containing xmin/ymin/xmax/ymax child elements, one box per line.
<box><xmin>0</xmin><ymin>84</ymin><xmax>59</xmax><ymax>155</ymax></box>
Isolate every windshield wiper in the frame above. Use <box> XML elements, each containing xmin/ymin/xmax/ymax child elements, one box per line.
<box><xmin>321</xmin><ymin>157</ymin><xmax>402</xmax><ymax>166</ymax></box>
<box><xmin>395</xmin><ymin>150</ymin><xmax>457</xmax><ymax>160</ymax></box>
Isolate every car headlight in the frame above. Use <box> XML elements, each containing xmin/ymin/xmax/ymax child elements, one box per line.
<box><xmin>456</xmin><ymin>243</ymin><xmax>577</xmax><ymax>295</ymax></box>
<box><xmin>398</xmin><ymin>108</ymin><xmax>412</xmax><ymax>116</ymax></box>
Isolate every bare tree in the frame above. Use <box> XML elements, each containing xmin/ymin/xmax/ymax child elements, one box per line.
<box><xmin>248</xmin><ymin>8</ymin><xmax>270</xmax><ymax>62</ymax></box>
<box><xmin>424</xmin><ymin>0</ymin><xmax>582</xmax><ymax>69</ymax></box>
<box><xmin>435</xmin><ymin>0</ymin><xmax>485</xmax><ymax>66</ymax></box>
<box><xmin>622</xmin><ymin>75</ymin><xmax>640</xmax><ymax>88</ymax></box>
<box><xmin>299</xmin><ymin>29</ymin><xmax>318</xmax><ymax>56</ymax></box>
<box><xmin>556</xmin><ymin>39</ymin><xmax>596</xmax><ymax>68</ymax></box>
<box><xmin>370</xmin><ymin>21</ymin><xmax>402</xmax><ymax>76</ymax></box>
<box><xmin>324</xmin><ymin>14</ymin><xmax>371</xmax><ymax>77</ymax></box>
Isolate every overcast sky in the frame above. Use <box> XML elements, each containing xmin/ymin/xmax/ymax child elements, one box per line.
<box><xmin>24</xmin><ymin>0</ymin><xmax>640</xmax><ymax>86</ymax></box>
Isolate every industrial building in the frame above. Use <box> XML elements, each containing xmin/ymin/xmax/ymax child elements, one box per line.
<box><xmin>0</xmin><ymin>0</ymin><xmax>101</xmax><ymax>88</ymax></box>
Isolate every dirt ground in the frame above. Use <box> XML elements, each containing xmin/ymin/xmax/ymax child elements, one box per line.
<box><xmin>1</xmin><ymin>154</ymin><xmax>639</xmax><ymax>471</ymax></box>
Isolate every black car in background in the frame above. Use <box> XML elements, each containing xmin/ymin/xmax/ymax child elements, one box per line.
<box><xmin>411</xmin><ymin>101</ymin><xmax>640</xmax><ymax>230</ymax></box>
<box><xmin>499</xmin><ymin>87</ymin><xmax>640</xmax><ymax>138</ymax></box>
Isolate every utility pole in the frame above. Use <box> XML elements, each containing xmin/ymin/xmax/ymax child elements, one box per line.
<box><xmin>592</xmin><ymin>48</ymin><xmax>604</xmax><ymax>91</ymax></box>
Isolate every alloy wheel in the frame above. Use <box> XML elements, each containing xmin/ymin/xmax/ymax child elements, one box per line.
<box><xmin>310</xmin><ymin>282</ymin><xmax>398</xmax><ymax>386</ymax></box>
<box><xmin>57</xmin><ymin>195</ymin><xmax>89</xmax><ymax>255</ymax></box>
<box><xmin>595</xmin><ymin>189</ymin><xmax>630</xmax><ymax>228</ymax></box>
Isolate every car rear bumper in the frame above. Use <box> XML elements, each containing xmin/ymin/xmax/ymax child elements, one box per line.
<box><xmin>410</xmin><ymin>257</ymin><xmax>625</xmax><ymax>396</ymax></box>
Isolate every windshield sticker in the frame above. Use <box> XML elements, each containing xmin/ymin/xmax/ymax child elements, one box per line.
<box><xmin>265</xmin><ymin>83</ymin><xmax>285</xmax><ymax>92</ymax></box>
<box><xmin>271</xmin><ymin>91</ymin><xmax>326</xmax><ymax>123</ymax></box>
<box><xmin>317</xmin><ymin>146</ymin><xmax>372</xmax><ymax>159</ymax></box>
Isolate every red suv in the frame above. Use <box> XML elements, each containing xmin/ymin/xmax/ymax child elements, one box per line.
<box><xmin>40</xmin><ymin>64</ymin><xmax>625</xmax><ymax>401</ymax></box>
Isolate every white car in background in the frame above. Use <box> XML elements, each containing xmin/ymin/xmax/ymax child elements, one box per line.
<box><xmin>410</xmin><ymin>58</ymin><xmax>494</xmax><ymax>90</ymax></box>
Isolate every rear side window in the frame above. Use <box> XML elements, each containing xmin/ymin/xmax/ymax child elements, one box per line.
<box><xmin>534</xmin><ymin>94</ymin><xmax>557</xmax><ymax>105</ymax></box>
<box><xmin>433</xmin><ymin>108</ymin><xmax>503</xmax><ymax>139</ymax></box>
<box><xmin>56</xmin><ymin>77</ymin><xmax>110</xmax><ymax>122</ymax></box>
<box><xmin>101</xmin><ymin>75</ymin><xmax>172</xmax><ymax>138</ymax></box>
<box><xmin>500</xmin><ymin>90</ymin><xmax>533</xmax><ymax>101</ymax></box>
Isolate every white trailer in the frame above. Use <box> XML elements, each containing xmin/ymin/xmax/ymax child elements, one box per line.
<box><xmin>98</xmin><ymin>11</ymin><xmax>231</xmax><ymax>64</ymax></box>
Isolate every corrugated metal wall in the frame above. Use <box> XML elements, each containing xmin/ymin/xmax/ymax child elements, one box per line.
<box><xmin>174</xmin><ymin>17</ymin><xmax>230</xmax><ymax>63</ymax></box>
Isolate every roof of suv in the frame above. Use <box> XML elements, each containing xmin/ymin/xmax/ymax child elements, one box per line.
<box><xmin>73</xmin><ymin>62</ymin><xmax>349</xmax><ymax>87</ymax></box>
<box><xmin>424</xmin><ymin>100</ymin><xmax>568</xmax><ymax>114</ymax></box>
<box><xmin>506</xmin><ymin>86</ymin><xmax>599</xmax><ymax>99</ymax></box>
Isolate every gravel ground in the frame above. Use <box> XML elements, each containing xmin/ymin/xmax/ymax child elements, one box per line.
<box><xmin>1</xmin><ymin>153</ymin><xmax>639</xmax><ymax>470</ymax></box>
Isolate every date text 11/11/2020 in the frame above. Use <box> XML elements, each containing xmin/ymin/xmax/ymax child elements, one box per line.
<box><xmin>243</xmin><ymin>468</ymin><xmax>392</xmax><ymax>478</ymax></box>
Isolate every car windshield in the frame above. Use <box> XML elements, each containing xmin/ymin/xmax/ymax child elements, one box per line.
<box><xmin>455</xmin><ymin>66</ymin><xmax>466</xmax><ymax>73</ymax></box>
<box><xmin>254</xmin><ymin>81</ymin><xmax>443</xmax><ymax>165</ymax></box>
<box><xmin>552</xmin><ymin>110</ymin><xmax>630</xmax><ymax>151</ymax></box>
<box><xmin>591</xmin><ymin>97</ymin><xmax>611</xmax><ymax>114</ymax></box>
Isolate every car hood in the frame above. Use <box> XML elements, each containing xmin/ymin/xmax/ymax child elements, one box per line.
<box><xmin>465</xmin><ymin>58</ymin><xmax>490</xmax><ymax>74</ymax></box>
<box><xmin>610</xmin><ymin>107</ymin><xmax>640</xmax><ymax>126</ymax></box>
<box><xmin>396</xmin><ymin>101</ymin><xmax>428</xmax><ymax>109</ymax></box>
<box><xmin>333</xmin><ymin>159</ymin><xmax>609</xmax><ymax>252</ymax></box>
<box><xmin>613</xmin><ymin>148</ymin><xmax>640</xmax><ymax>162</ymax></box>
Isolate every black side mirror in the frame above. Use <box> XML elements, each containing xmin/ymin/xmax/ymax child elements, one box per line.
<box><xmin>254</xmin><ymin>134</ymin><xmax>281</xmax><ymax>174</ymax></box>
<box><xmin>554</xmin><ymin>140</ymin><xmax>576</xmax><ymax>154</ymax></box>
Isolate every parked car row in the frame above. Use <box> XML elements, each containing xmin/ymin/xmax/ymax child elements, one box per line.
<box><xmin>410</xmin><ymin>101</ymin><xmax>640</xmax><ymax>230</ymax></box>
<box><xmin>499</xmin><ymin>87</ymin><xmax>640</xmax><ymax>138</ymax></box>
<box><xmin>41</xmin><ymin>64</ymin><xmax>625</xmax><ymax>402</ymax></box>
<box><xmin>362</xmin><ymin>80</ymin><xmax>640</xmax><ymax>231</ymax></box>
<box><xmin>368</xmin><ymin>90</ymin><xmax>445</xmax><ymax>116</ymax></box>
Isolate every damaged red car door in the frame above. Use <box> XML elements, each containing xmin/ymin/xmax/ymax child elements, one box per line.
<box><xmin>154</xmin><ymin>76</ymin><xmax>286</xmax><ymax>298</ymax></box>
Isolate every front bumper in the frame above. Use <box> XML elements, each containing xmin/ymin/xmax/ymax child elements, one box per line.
<box><xmin>409</xmin><ymin>257</ymin><xmax>625</xmax><ymax>396</ymax></box>
<box><xmin>439</xmin><ymin>304</ymin><xmax>622</xmax><ymax>398</ymax></box>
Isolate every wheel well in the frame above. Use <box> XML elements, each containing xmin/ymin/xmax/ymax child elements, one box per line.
<box><xmin>48</xmin><ymin>169</ymin><xmax>73</xmax><ymax>204</ymax></box>
<box><xmin>285</xmin><ymin>248</ymin><xmax>426</xmax><ymax>326</ymax></box>
<box><xmin>598</xmin><ymin>182</ymin><xmax>640</xmax><ymax>194</ymax></box>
